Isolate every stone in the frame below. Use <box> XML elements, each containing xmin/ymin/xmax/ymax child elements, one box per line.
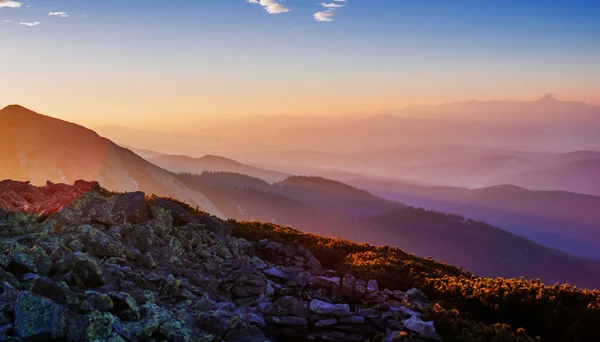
<box><xmin>341</xmin><ymin>274</ymin><xmax>356</xmax><ymax>297</ymax></box>
<box><xmin>314</xmin><ymin>276</ymin><xmax>340</xmax><ymax>289</ymax></box>
<box><xmin>109</xmin><ymin>292</ymin><xmax>140</xmax><ymax>321</ymax></box>
<box><xmin>197</xmin><ymin>310</ymin><xmax>239</xmax><ymax>336</ymax></box>
<box><xmin>76</xmin><ymin>224</ymin><xmax>125</xmax><ymax>258</ymax></box>
<box><xmin>265</xmin><ymin>315</ymin><xmax>308</xmax><ymax>326</ymax></box>
<box><xmin>309</xmin><ymin>299</ymin><xmax>350</xmax><ymax>317</ymax></box>
<box><xmin>11</xmin><ymin>244</ymin><xmax>51</xmax><ymax>276</ymax></box>
<box><xmin>357</xmin><ymin>308</ymin><xmax>380</xmax><ymax>318</ymax></box>
<box><xmin>265</xmin><ymin>296</ymin><xmax>307</xmax><ymax>317</ymax></box>
<box><xmin>314</xmin><ymin>318</ymin><xmax>338</xmax><ymax>327</ymax></box>
<box><xmin>111</xmin><ymin>192</ymin><xmax>151</xmax><ymax>224</ymax></box>
<box><xmin>68</xmin><ymin>311</ymin><xmax>115</xmax><ymax>341</ymax></box>
<box><xmin>367</xmin><ymin>279</ymin><xmax>379</xmax><ymax>293</ymax></box>
<box><xmin>155</xmin><ymin>197</ymin><xmax>194</xmax><ymax>226</ymax></box>
<box><xmin>85</xmin><ymin>290</ymin><xmax>114</xmax><ymax>311</ymax></box>
<box><xmin>13</xmin><ymin>292</ymin><xmax>68</xmax><ymax>341</ymax></box>
<box><xmin>407</xmin><ymin>288</ymin><xmax>429</xmax><ymax>304</ymax></box>
<box><xmin>340</xmin><ymin>316</ymin><xmax>365</xmax><ymax>324</ymax></box>
<box><xmin>72</xmin><ymin>252</ymin><xmax>105</xmax><ymax>287</ymax></box>
<box><xmin>403</xmin><ymin>316</ymin><xmax>439</xmax><ymax>339</ymax></box>
<box><xmin>363</xmin><ymin>290</ymin><xmax>388</xmax><ymax>304</ymax></box>
<box><xmin>262</xmin><ymin>267</ymin><xmax>288</xmax><ymax>280</ymax></box>
<box><xmin>354</xmin><ymin>279</ymin><xmax>366</xmax><ymax>298</ymax></box>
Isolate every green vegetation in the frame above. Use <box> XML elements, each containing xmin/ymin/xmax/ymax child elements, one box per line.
<box><xmin>231</xmin><ymin>220</ymin><xmax>600</xmax><ymax>342</ymax></box>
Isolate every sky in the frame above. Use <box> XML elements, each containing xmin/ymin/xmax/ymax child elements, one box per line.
<box><xmin>1</xmin><ymin>0</ymin><xmax>599</xmax><ymax>128</ymax></box>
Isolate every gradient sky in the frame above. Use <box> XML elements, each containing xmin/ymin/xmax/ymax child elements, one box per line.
<box><xmin>1</xmin><ymin>0</ymin><xmax>599</xmax><ymax>128</ymax></box>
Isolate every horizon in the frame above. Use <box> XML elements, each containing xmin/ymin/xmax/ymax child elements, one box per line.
<box><xmin>2</xmin><ymin>94</ymin><xmax>599</xmax><ymax>131</ymax></box>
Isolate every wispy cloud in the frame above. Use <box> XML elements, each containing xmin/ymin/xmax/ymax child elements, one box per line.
<box><xmin>0</xmin><ymin>0</ymin><xmax>22</xmax><ymax>8</ymax></box>
<box><xmin>314</xmin><ymin>10</ymin><xmax>334</xmax><ymax>22</ymax></box>
<box><xmin>19</xmin><ymin>21</ymin><xmax>40</xmax><ymax>27</ymax></box>
<box><xmin>49</xmin><ymin>11</ymin><xmax>69</xmax><ymax>18</ymax></box>
<box><xmin>314</xmin><ymin>1</ymin><xmax>347</xmax><ymax>22</ymax></box>
<box><xmin>247</xmin><ymin>0</ymin><xmax>290</xmax><ymax>14</ymax></box>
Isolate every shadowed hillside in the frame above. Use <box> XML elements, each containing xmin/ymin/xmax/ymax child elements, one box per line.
<box><xmin>177</xmin><ymin>172</ymin><xmax>600</xmax><ymax>289</ymax></box>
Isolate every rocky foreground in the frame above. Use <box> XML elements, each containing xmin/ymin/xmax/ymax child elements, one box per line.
<box><xmin>0</xmin><ymin>180</ymin><xmax>441</xmax><ymax>341</ymax></box>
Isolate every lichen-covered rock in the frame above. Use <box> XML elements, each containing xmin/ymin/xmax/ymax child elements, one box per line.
<box><xmin>111</xmin><ymin>192</ymin><xmax>151</xmax><ymax>224</ymax></box>
<box><xmin>68</xmin><ymin>311</ymin><xmax>115</xmax><ymax>341</ymax></box>
<box><xmin>72</xmin><ymin>252</ymin><xmax>105</xmax><ymax>287</ymax></box>
<box><xmin>14</xmin><ymin>291</ymin><xmax>67</xmax><ymax>341</ymax></box>
<box><xmin>0</xmin><ymin>181</ymin><xmax>442</xmax><ymax>342</ymax></box>
<box><xmin>10</xmin><ymin>244</ymin><xmax>51</xmax><ymax>276</ymax></box>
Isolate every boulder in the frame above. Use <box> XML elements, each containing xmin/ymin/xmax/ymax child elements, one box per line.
<box><xmin>111</xmin><ymin>192</ymin><xmax>151</xmax><ymax>224</ymax></box>
<box><xmin>265</xmin><ymin>296</ymin><xmax>308</xmax><ymax>317</ymax></box>
<box><xmin>154</xmin><ymin>198</ymin><xmax>193</xmax><ymax>226</ymax></box>
<box><xmin>13</xmin><ymin>292</ymin><xmax>68</xmax><ymax>341</ymax></box>
<box><xmin>72</xmin><ymin>252</ymin><xmax>105</xmax><ymax>287</ymax></box>
<box><xmin>314</xmin><ymin>318</ymin><xmax>338</xmax><ymax>327</ymax></box>
<box><xmin>366</xmin><ymin>279</ymin><xmax>379</xmax><ymax>293</ymax></box>
<box><xmin>403</xmin><ymin>316</ymin><xmax>439</xmax><ymax>339</ymax></box>
<box><xmin>314</xmin><ymin>276</ymin><xmax>340</xmax><ymax>289</ymax></box>
<box><xmin>309</xmin><ymin>299</ymin><xmax>350</xmax><ymax>317</ymax></box>
<box><xmin>341</xmin><ymin>274</ymin><xmax>356</xmax><ymax>297</ymax></box>
<box><xmin>68</xmin><ymin>311</ymin><xmax>115</xmax><ymax>341</ymax></box>
<box><xmin>265</xmin><ymin>315</ymin><xmax>308</xmax><ymax>326</ymax></box>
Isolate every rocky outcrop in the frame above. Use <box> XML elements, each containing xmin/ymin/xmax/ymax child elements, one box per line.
<box><xmin>0</xmin><ymin>180</ymin><xmax>441</xmax><ymax>341</ymax></box>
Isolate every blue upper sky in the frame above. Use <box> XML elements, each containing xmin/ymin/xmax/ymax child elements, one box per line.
<box><xmin>1</xmin><ymin>0</ymin><xmax>599</xmax><ymax>125</ymax></box>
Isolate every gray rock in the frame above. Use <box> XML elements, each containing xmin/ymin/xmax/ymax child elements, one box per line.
<box><xmin>403</xmin><ymin>316</ymin><xmax>439</xmax><ymax>339</ymax></box>
<box><xmin>367</xmin><ymin>279</ymin><xmax>379</xmax><ymax>293</ymax></box>
<box><xmin>265</xmin><ymin>296</ymin><xmax>307</xmax><ymax>317</ymax></box>
<box><xmin>262</xmin><ymin>267</ymin><xmax>288</xmax><ymax>280</ymax></box>
<box><xmin>357</xmin><ymin>308</ymin><xmax>380</xmax><ymax>318</ymax></box>
<box><xmin>340</xmin><ymin>316</ymin><xmax>365</xmax><ymax>324</ymax></box>
<box><xmin>265</xmin><ymin>315</ymin><xmax>308</xmax><ymax>326</ymax></box>
<box><xmin>314</xmin><ymin>276</ymin><xmax>340</xmax><ymax>289</ymax></box>
<box><xmin>341</xmin><ymin>274</ymin><xmax>356</xmax><ymax>297</ymax></box>
<box><xmin>314</xmin><ymin>318</ymin><xmax>338</xmax><ymax>327</ymax></box>
<box><xmin>309</xmin><ymin>299</ymin><xmax>350</xmax><ymax>317</ymax></box>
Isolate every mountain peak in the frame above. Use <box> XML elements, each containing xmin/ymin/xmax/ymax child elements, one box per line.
<box><xmin>0</xmin><ymin>104</ymin><xmax>38</xmax><ymax>115</ymax></box>
<box><xmin>535</xmin><ymin>94</ymin><xmax>560</xmax><ymax>103</ymax></box>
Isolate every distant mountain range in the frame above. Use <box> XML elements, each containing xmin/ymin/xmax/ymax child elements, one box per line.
<box><xmin>349</xmin><ymin>178</ymin><xmax>600</xmax><ymax>260</ymax></box>
<box><xmin>148</xmin><ymin>154</ymin><xmax>289</xmax><ymax>183</ymax></box>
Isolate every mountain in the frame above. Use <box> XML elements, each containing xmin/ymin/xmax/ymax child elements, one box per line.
<box><xmin>349</xmin><ymin>178</ymin><xmax>600</xmax><ymax>259</ymax></box>
<box><xmin>398</xmin><ymin>96</ymin><xmax>600</xmax><ymax>126</ymax></box>
<box><xmin>496</xmin><ymin>158</ymin><xmax>600</xmax><ymax>196</ymax></box>
<box><xmin>150</xmin><ymin>154</ymin><xmax>290</xmax><ymax>183</ymax></box>
<box><xmin>178</xmin><ymin>172</ymin><xmax>600</xmax><ymax>289</ymax></box>
<box><xmin>0</xmin><ymin>105</ymin><xmax>222</xmax><ymax>215</ymax></box>
<box><xmin>121</xmin><ymin>145</ymin><xmax>165</xmax><ymax>159</ymax></box>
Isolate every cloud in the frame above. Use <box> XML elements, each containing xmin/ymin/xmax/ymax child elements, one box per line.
<box><xmin>19</xmin><ymin>21</ymin><xmax>40</xmax><ymax>27</ymax></box>
<box><xmin>314</xmin><ymin>1</ymin><xmax>347</xmax><ymax>22</ymax></box>
<box><xmin>247</xmin><ymin>0</ymin><xmax>290</xmax><ymax>14</ymax></box>
<box><xmin>321</xmin><ymin>2</ymin><xmax>345</xmax><ymax>8</ymax></box>
<box><xmin>314</xmin><ymin>10</ymin><xmax>334</xmax><ymax>22</ymax></box>
<box><xmin>49</xmin><ymin>11</ymin><xmax>69</xmax><ymax>18</ymax></box>
<box><xmin>0</xmin><ymin>0</ymin><xmax>22</xmax><ymax>8</ymax></box>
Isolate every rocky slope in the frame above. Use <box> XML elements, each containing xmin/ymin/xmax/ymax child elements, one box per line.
<box><xmin>0</xmin><ymin>180</ymin><xmax>441</xmax><ymax>341</ymax></box>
